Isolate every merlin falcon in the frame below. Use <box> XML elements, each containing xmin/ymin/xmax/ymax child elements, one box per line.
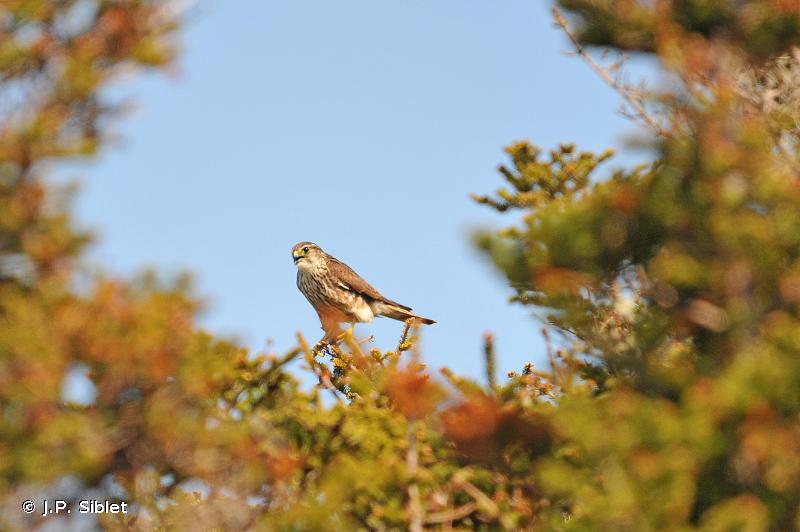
<box><xmin>292</xmin><ymin>242</ymin><xmax>435</xmax><ymax>342</ymax></box>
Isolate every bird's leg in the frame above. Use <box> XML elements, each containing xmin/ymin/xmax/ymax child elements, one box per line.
<box><xmin>318</xmin><ymin>311</ymin><xmax>345</xmax><ymax>346</ymax></box>
<box><xmin>335</xmin><ymin>325</ymin><xmax>355</xmax><ymax>344</ymax></box>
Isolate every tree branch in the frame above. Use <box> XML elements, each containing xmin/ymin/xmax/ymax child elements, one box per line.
<box><xmin>407</xmin><ymin>421</ymin><xmax>424</xmax><ymax>531</ymax></box>
<box><xmin>552</xmin><ymin>7</ymin><xmax>671</xmax><ymax>139</ymax></box>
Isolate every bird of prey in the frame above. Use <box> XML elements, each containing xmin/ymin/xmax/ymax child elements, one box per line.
<box><xmin>292</xmin><ymin>242</ymin><xmax>435</xmax><ymax>342</ymax></box>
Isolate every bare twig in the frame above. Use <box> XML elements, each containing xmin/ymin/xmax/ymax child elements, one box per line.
<box><xmin>483</xmin><ymin>331</ymin><xmax>497</xmax><ymax>390</ymax></box>
<box><xmin>424</xmin><ymin>502</ymin><xmax>478</xmax><ymax>525</ymax></box>
<box><xmin>450</xmin><ymin>471</ymin><xmax>499</xmax><ymax>520</ymax></box>
<box><xmin>407</xmin><ymin>421</ymin><xmax>424</xmax><ymax>532</ymax></box>
<box><xmin>358</xmin><ymin>334</ymin><xmax>375</xmax><ymax>346</ymax></box>
<box><xmin>741</xmin><ymin>49</ymin><xmax>800</xmax><ymax>172</ymax></box>
<box><xmin>758</xmin><ymin>95</ymin><xmax>800</xmax><ymax>173</ymax></box>
<box><xmin>552</xmin><ymin>7</ymin><xmax>671</xmax><ymax>139</ymax></box>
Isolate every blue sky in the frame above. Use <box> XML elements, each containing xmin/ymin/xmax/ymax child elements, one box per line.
<box><xmin>59</xmin><ymin>1</ymin><xmax>650</xmax><ymax>383</ymax></box>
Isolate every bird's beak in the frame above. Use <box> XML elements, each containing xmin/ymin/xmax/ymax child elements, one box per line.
<box><xmin>292</xmin><ymin>250</ymin><xmax>301</xmax><ymax>263</ymax></box>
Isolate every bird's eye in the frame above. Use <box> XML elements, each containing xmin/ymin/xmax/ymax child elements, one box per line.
<box><xmin>303</xmin><ymin>247</ymin><xmax>309</xmax><ymax>253</ymax></box>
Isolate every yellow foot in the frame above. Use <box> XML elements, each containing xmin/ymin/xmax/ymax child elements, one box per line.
<box><xmin>336</xmin><ymin>326</ymin><xmax>354</xmax><ymax>343</ymax></box>
<box><xmin>312</xmin><ymin>340</ymin><xmax>331</xmax><ymax>356</ymax></box>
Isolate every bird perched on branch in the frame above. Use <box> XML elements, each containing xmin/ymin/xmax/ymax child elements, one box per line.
<box><xmin>292</xmin><ymin>242</ymin><xmax>435</xmax><ymax>343</ymax></box>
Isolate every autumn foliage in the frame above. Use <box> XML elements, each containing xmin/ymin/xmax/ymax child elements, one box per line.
<box><xmin>2</xmin><ymin>1</ymin><xmax>800</xmax><ymax>530</ymax></box>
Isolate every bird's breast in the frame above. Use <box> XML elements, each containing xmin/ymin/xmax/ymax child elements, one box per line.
<box><xmin>296</xmin><ymin>267</ymin><xmax>329</xmax><ymax>307</ymax></box>
<box><xmin>296</xmin><ymin>267</ymin><xmax>374</xmax><ymax>323</ymax></box>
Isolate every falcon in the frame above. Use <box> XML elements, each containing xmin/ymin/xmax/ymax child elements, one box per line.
<box><xmin>291</xmin><ymin>242</ymin><xmax>435</xmax><ymax>342</ymax></box>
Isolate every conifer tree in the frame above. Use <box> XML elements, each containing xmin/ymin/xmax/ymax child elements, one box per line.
<box><xmin>1</xmin><ymin>1</ymin><xmax>799</xmax><ymax>530</ymax></box>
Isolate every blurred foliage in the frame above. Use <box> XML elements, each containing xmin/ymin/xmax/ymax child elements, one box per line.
<box><xmin>474</xmin><ymin>2</ymin><xmax>800</xmax><ymax>530</ymax></box>
<box><xmin>1</xmin><ymin>1</ymin><xmax>800</xmax><ymax>531</ymax></box>
<box><xmin>558</xmin><ymin>0</ymin><xmax>800</xmax><ymax>59</ymax></box>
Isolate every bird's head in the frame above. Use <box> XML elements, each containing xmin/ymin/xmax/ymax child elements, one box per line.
<box><xmin>291</xmin><ymin>242</ymin><xmax>324</xmax><ymax>267</ymax></box>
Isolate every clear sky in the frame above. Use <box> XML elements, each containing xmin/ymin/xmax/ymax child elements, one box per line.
<box><xmin>58</xmin><ymin>1</ymin><xmax>649</xmax><ymax>383</ymax></box>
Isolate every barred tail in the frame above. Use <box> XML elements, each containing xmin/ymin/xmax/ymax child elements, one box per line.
<box><xmin>375</xmin><ymin>301</ymin><xmax>436</xmax><ymax>325</ymax></box>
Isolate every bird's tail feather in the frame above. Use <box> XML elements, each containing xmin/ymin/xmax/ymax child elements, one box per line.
<box><xmin>376</xmin><ymin>302</ymin><xmax>436</xmax><ymax>325</ymax></box>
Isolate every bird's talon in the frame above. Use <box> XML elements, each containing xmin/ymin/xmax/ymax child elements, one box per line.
<box><xmin>312</xmin><ymin>340</ymin><xmax>330</xmax><ymax>356</ymax></box>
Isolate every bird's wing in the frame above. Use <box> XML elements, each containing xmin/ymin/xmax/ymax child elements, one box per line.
<box><xmin>328</xmin><ymin>256</ymin><xmax>412</xmax><ymax>311</ymax></box>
